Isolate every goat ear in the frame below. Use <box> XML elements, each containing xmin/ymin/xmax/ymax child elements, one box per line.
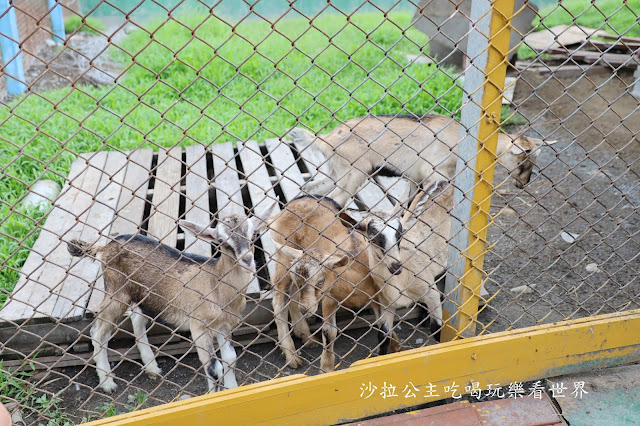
<box><xmin>390</xmin><ymin>185</ymin><xmax>410</xmax><ymax>216</ymax></box>
<box><xmin>272</xmin><ymin>240</ymin><xmax>303</xmax><ymax>260</ymax></box>
<box><xmin>323</xmin><ymin>253</ymin><xmax>349</xmax><ymax>269</ymax></box>
<box><xmin>527</xmin><ymin>137</ymin><xmax>558</xmax><ymax>147</ymax></box>
<box><xmin>339</xmin><ymin>210</ymin><xmax>367</xmax><ymax>231</ymax></box>
<box><xmin>410</xmin><ymin>181</ymin><xmax>449</xmax><ymax>217</ymax></box>
<box><xmin>179</xmin><ymin>220</ymin><xmax>220</xmax><ymax>242</ymax></box>
<box><xmin>252</xmin><ymin>200</ymin><xmax>278</xmax><ymax>233</ymax></box>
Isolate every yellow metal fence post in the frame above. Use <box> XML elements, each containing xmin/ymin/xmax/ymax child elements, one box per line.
<box><xmin>441</xmin><ymin>0</ymin><xmax>516</xmax><ymax>341</ymax></box>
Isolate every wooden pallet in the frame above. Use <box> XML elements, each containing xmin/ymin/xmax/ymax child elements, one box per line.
<box><xmin>0</xmin><ymin>139</ymin><xmax>406</xmax><ymax>327</ymax></box>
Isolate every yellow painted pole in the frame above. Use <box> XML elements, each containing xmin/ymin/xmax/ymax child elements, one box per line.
<box><xmin>83</xmin><ymin>309</ymin><xmax>640</xmax><ymax>426</ymax></box>
<box><xmin>441</xmin><ymin>0</ymin><xmax>516</xmax><ymax>341</ymax></box>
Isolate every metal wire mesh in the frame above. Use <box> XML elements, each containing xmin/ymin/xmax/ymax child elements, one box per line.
<box><xmin>0</xmin><ymin>0</ymin><xmax>638</xmax><ymax>423</ymax></box>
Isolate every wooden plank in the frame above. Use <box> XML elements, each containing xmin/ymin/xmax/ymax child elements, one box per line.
<box><xmin>598</xmin><ymin>33</ymin><xmax>640</xmax><ymax>44</ymax></box>
<box><xmin>148</xmin><ymin>147</ymin><xmax>183</xmax><ymax>247</ymax></box>
<box><xmin>83</xmin><ymin>308</ymin><xmax>640</xmax><ymax>426</ymax></box>
<box><xmin>548</xmin><ymin>48</ymin><xmax>639</xmax><ymax>68</ymax></box>
<box><xmin>86</xmin><ymin>150</ymin><xmax>154</xmax><ymax>315</ymax></box>
<box><xmin>0</xmin><ymin>157</ymin><xmax>89</xmax><ymax>322</ymax></box>
<box><xmin>211</xmin><ymin>142</ymin><xmax>259</xmax><ymax>294</ymax></box>
<box><xmin>109</xmin><ymin>149</ymin><xmax>154</xmax><ymax>237</ymax></box>
<box><xmin>291</xmin><ymin>140</ymin><xmax>327</xmax><ymax>178</ymax></box>
<box><xmin>51</xmin><ymin>151</ymin><xmax>127</xmax><ymax>321</ymax></box>
<box><xmin>356</xmin><ymin>180</ymin><xmax>394</xmax><ymax>211</ymax></box>
<box><xmin>184</xmin><ymin>145</ymin><xmax>212</xmax><ymax>256</ymax></box>
<box><xmin>374</xmin><ymin>176</ymin><xmax>409</xmax><ymax>206</ymax></box>
<box><xmin>0</xmin><ymin>153</ymin><xmax>108</xmax><ymax>322</ymax></box>
<box><xmin>212</xmin><ymin>142</ymin><xmax>244</xmax><ymax>216</ymax></box>
<box><xmin>236</xmin><ymin>140</ymin><xmax>280</xmax><ymax>280</ymax></box>
<box><xmin>265</xmin><ymin>138</ymin><xmax>305</xmax><ymax>202</ymax></box>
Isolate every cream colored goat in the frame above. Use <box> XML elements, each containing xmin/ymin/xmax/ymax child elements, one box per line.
<box><xmin>67</xmin><ymin>204</ymin><xmax>275</xmax><ymax>393</ymax></box>
<box><xmin>291</xmin><ymin>114</ymin><xmax>556</xmax><ymax>207</ymax></box>
<box><xmin>366</xmin><ymin>181</ymin><xmax>454</xmax><ymax>343</ymax></box>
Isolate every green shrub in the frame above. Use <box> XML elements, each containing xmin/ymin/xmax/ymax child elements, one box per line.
<box><xmin>64</xmin><ymin>15</ymin><xmax>105</xmax><ymax>35</ymax></box>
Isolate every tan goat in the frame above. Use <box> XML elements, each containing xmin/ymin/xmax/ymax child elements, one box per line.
<box><xmin>67</xmin><ymin>204</ymin><xmax>275</xmax><ymax>393</ymax></box>
<box><xmin>291</xmin><ymin>114</ymin><xmax>556</xmax><ymax>207</ymax></box>
<box><xmin>269</xmin><ymin>195</ymin><xmax>404</xmax><ymax>371</ymax></box>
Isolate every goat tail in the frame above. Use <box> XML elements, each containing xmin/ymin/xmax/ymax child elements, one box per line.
<box><xmin>67</xmin><ymin>239</ymin><xmax>99</xmax><ymax>258</ymax></box>
<box><xmin>288</xmin><ymin>127</ymin><xmax>316</xmax><ymax>149</ymax></box>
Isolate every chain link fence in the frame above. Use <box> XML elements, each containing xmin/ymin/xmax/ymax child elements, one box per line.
<box><xmin>0</xmin><ymin>0</ymin><xmax>638</xmax><ymax>423</ymax></box>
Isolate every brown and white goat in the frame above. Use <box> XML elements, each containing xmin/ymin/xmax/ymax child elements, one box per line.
<box><xmin>362</xmin><ymin>181</ymin><xmax>454</xmax><ymax>345</ymax></box>
<box><xmin>269</xmin><ymin>195</ymin><xmax>404</xmax><ymax>371</ymax></box>
<box><xmin>291</xmin><ymin>114</ymin><xmax>556</xmax><ymax>207</ymax></box>
<box><xmin>67</xmin><ymin>204</ymin><xmax>275</xmax><ymax>393</ymax></box>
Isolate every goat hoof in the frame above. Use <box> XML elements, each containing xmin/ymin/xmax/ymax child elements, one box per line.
<box><xmin>100</xmin><ymin>378</ymin><xmax>118</xmax><ymax>393</ymax></box>
<box><xmin>320</xmin><ymin>363</ymin><xmax>335</xmax><ymax>373</ymax></box>
<box><xmin>286</xmin><ymin>355</ymin><xmax>303</xmax><ymax>369</ymax></box>
<box><xmin>388</xmin><ymin>341</ymin><xmax>403</xmax><ymax>353</ymax></box>
<box><xmin>300</xmin><ymin>335</ymin><xmax>321</xmax><ymax>347</ymax></box>
<box><xmin>145</xmin><ymin>365</ymin><xmax>162</xmax><ymax>378</ymax></box>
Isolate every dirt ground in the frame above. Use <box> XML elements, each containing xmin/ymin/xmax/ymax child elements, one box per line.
<box><xmin>482</xmin><ymin>68</ymin><xmax>640</xmax><ymax>332</ymax></box>
<box><xmin>22</xmin><ymin>29</ymin><xmax>126</xmax><ymax>94</ymax></box>
<box><xmin>28</xmin><ymin>69</ymin><xmax>640</xmax><ymax>423</ymax></box>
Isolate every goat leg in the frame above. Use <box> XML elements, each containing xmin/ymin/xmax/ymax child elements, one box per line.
<box><xmin>320</xmin><ymin>298</ymin><xmax>339</xmax><ymax>372</ymax></box>
<box><xmin>216</xmin><ymin>331</ymin><xmax>239</xmax><ymax>390</ymax></box>
<box><xmin>130</xmin><ymin>307</ymin><xmax>162</xmax><ymax>377</ymax></box>
<box><xmin>91</xmin><ymin>320</ymin><xmax>118</xmax><ymax>393</ymax></box>
<box><xmin>272</xmin><ymin>289</ymin><xmax>303</xmax><ymax>368</ymax></box>
<box><xmin>290</xmin><ymin>301</ymin><xmax>320</xmax><ymax>346</ymax></box>
<box><xmin>190</xmin><ymin>320</ymin><xmax>219</xmax><ymax>392</ymax></box>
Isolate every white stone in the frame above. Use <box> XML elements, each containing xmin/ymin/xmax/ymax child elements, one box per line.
<box><xmin>510</xmin><ymin>284</ymin><xmax>537</xmax><ymax>294</ymax></box>
<box><xmin>561</xmin><ymin>231</ymin><xmax>580</xmax><ymax>244</ymax></box>
<box><xmin>585</xmin><ymin>263</ymin><xmax>599</xmax><ymax>273</ymax></box>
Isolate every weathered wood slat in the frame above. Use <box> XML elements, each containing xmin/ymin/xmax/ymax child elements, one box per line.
<box><xmin>212</xmin><ymin>142</ymin><xmax>259</xmax><ymax>294</ymax></box>
<box><xmin>148</xmin><ymin>147</ymin><xmax>183</xmax><ymax>247</ymax></box>
<box><xmin>86</xmin><ymin>149</ymin><xmax>154</xmax><ymax>315</ymax></box>
<box><xmin>0</xmin><ymin>158</ymin><xmax>90</xmax><ymax>322</ymax></box>
<box><xmin>265</xmin><ymin>138</ymin><xmax>304</xmax><ymax>202</ymax></box>
<box><xmin>237</xmin><ymin>140</ymin><xmax>280</xmax><ymax>279</ymax></box>
<box><xmin>291</xmin><ymin>140</ymin><xmax>327</xmax><ymax>178</ymax></box>
<box><xmin>109</xmin><ymin>149</ymin><xmax>154</xmax><ymax>237</ymax></box>
<box><xmin>375</xmin><ymin>176</ymin><xmax>409</xmax><ymax>206</ymax></box>
<box><xmin>184</xmin><ymin>145</ymin><xmax>212</xmax><ymax>256</ymax></box>
<box><xmin>0</xmin><ymin>153</ymin><xmax>108</xmax><ymax>322</ymax></box>
<box><xmin>357</xmin><ymin>180</ymin><xmax>394</xmax><ymax>211</ymax></box>
<box><xmin>52</xmin><ymin>151</ymin><xmax>127</xmax><ymax>321</ymax></box>
<box><xmin>212</xmin><ymin>142</ymin><xmax>244</xmax><ymax>216</ymax></box>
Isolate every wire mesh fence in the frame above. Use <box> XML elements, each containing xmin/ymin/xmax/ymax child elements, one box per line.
<box><xmin>0</xmin><ymin>0</ymin><xmax>638</xmax><ymax>424</ymax></box>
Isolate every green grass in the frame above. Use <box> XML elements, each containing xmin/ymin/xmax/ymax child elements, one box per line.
<box><xmin>537</xmin><ymin>0</ymin><xmax>640</xmax><ymax>36</ymax></box>
<box><xmin>0</xmin><ymin>360</ymin><xmax>72</xmax><ymax>426</ymax></box>
<box><xmin>64</xmin><ymin>16</ymin><xmax>105</xmax><ymax>35</ymax></box>
<box><xmin>0</xmin><ymin>12</ymin><xmax>466</xmax><ymax>305</ymax></box>
<box><xmin>518</xmin><ymin>0</ymin><xmax>640</xmax><ymax>59</ymax></box>
<box><xmin>96</xmin><ymin>390</ymin><xmax>149</xmax><ymax>418</ymax></box>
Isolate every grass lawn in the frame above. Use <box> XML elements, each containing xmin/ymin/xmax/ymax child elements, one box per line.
<box><xmin>518</xmin><ymin>0</ymin><xmax>640</xmax><ymax>59</ymax></box>
<box><xmin>0</xmin><ymin>11</ymin><xmax>465</xmax><ymax>306</ymax></box>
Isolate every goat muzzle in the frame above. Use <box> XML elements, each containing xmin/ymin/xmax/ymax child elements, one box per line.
<box><xmin>389</xmin><ymin>261</ymin><xmax>403</xmax><ymax>276</ymax></box>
